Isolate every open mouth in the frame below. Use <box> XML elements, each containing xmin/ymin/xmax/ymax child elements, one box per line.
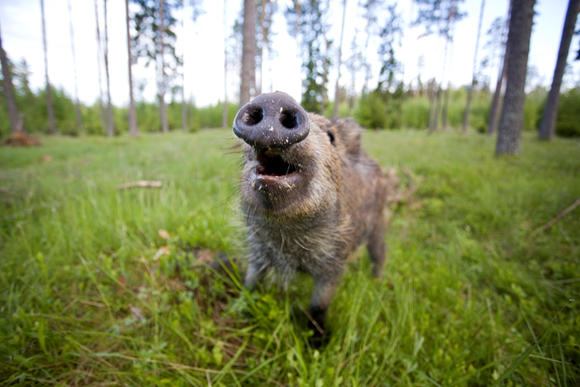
<box><xmin>255</xmin><ymin>149</ymin><xmax>298</xmax><ymax>180</ymax></box>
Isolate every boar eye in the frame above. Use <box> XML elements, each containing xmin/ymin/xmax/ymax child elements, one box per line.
<box><xmin>327</xmin><ymin>130</ymin><xmax>335</xmax><ymax>146</ymax></box>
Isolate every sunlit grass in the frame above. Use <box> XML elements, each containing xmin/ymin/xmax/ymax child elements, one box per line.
<box><xmin>1</xmin><ymin>129</ymin><xmax>578</xmax><ymax>385</ymax></box>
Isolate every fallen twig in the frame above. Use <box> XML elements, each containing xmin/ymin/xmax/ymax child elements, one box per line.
<box><xmin>296</xmin><ymin>303</ymin><xmax>324</xmax><ymax>336</ymax></box>
<box><xmin>117</xmin><ymin>181</ymin><xmax>162</xmax><ymax>190</ymax></box>
<box><xmin>531</xmin><ymin>197</ymin><xmax>580</xmax><ymax>236</ymax></box>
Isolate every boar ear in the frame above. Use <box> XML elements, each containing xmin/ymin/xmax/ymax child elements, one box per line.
<box><xmin>326</xmin><ymin>129</ymin><xmax>336</xmax><ymax>146</ymax></box>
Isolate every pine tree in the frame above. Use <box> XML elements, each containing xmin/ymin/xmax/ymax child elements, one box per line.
<box><xmin>538</xmin><ymin>0</ymin><xmax>580</xmax><ymax>140</ymax></box>
<box><xmin>495</xmin><ymin>0</ymin><xmax>536</xmax><ymax>155</ymax></box>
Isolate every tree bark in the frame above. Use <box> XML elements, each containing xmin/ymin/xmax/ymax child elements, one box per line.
<box><xmin>538</xmin><ymin>0</ymin><xmax>580</xmax><ymax>140</ymax></box>
<box><xmin>495</xmin><ymin>0</ymin><xmax>535</xmax><ymax>155</ymax></box>
<box><xmin>159</xmin><ymin>0</ymin><xmax>169</xmax><ymax>133</ymax></box>
<box><xmin>222</xmin><ymin>0</ymin><xmax>229</xmax><ymax>128</ymax></box>
<box><xmin>181</xmin><ymin>0</ymin><xmax>187</xmax><ymax>133</ymax></box>
<box><xmin>68</xmin><ymin>0</ymin><xmax>83</xmax><ymax>134</ymax></box>
<box><xmin>40</xmin><ymin>0</ymin><xmax>56</xmax><ymax>134</ymax></box>
<box><xmin>320</xmin><ymin>49</ymin><xmax>329</xmax><ymax>115</ymax></box>
<box><xmin>332</xmin><ymin>0</ymin><xmax>347</xmax><ymax>121</ymax></box>
<box><xmin>94</xmin><ymin>0</ymin><xmax>107</xmax><ymax>133</ymax></box>
<box><xmin>442</xmin><ymin>82</ymin><xmax>450</xmax><ymax>129</ymax></box>
<box><xmin>488</xmin><ymin>0</ymin><xmax>511</xmax><ymax>136</ymax></box>
<box><xmin>125</xmin><ymin>0</ymin><xmax>138</xmax><ymax>137</ymax></box>
<box><xmin>0</xmin><ymin>24</ymin><xmax>19</xmax><ymax>133</ymax></box>
<box><xmin>240</xmin><ymin>0</ymin><xmax>256</xmax><ymax>106</ymax></box>
<box><xmin>433</xmin><ymin>86</ymin><xmax>442</xmax><ymax>131</ymax></box>
<box><xmin>463</xmin><ymin>0</ymin><xmax>485</xmax><ymax>133</ymax></box>
<box><xmin>256</xmin><ymin>0</ymin><xmax>267</xmax><ymax>96</ymax></box>
<box><xmin>320</xmin><ymin>0</ymin><xmax>330</xmax><ymax>115</ymax></box>
<box><xmin>104</xmin><ymin>0</ymin><xmax>115</xmax><ymax>136</ymax></box>
<box><xmin>428</xmin><ymin>79</ymin><xmax>437</xmax><ymax>132</ymax></box>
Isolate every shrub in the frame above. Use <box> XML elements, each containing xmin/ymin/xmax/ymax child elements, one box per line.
<box><xmin>555</xmin><ymin>87</ymin><xmax>580</xmax><ymax>137</ymax></box>
<box><xmin>354</xmin><ymin>92</ymin><xmax>389</xmax><ymax>130</ymax></box>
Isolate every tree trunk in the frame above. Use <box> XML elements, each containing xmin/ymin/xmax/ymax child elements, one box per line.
<box><xmin>488</xmin><ymin>45</ymin><xmax>509</xmax><ymax>136</ymax></box>
<box><xmin>332</xmin><ymin>0</ymin><xmax>347</xmax><ymax>121</ymax></box>
<box><xmin>488</xmin><ymin>0</ymin><xmax>511</xmax><ymax>136</ymax></box>
<box><xmin>442</xmin><ymin>82</ymin><xmax>450</xmax><ymax>129</ymax></box>
<box><xmin>256</xmin><ymin>0</ymin><xmax>267</xmax><ymax>96</ymax></box>
<box><xmin>0</xmin><ymin>24</ymin><xmax>19</xmax><ymax>133</ymax></box>
<box><xmin>159</xmin><ymin>0</ymin><xmax>169</xmax><ymax>133</ymax></box>
<box><xmin>538</xmin><ymin>0</ymin><xmax>580</xmax><ymax>140</ymax></box>
<box><xmin>104</xmin><ymin>0</ymin><xmax>115</xmax><ymax>136</ymax></box>
<box><xmin>320</xmin><ymin>52</ymin><xmax>329</xmax><ymax>115</ymax></box>
<box><xmin>463</xmin><ymin>0</ymin><xmax>485</xmax><ymax>133</ymax></box>
<box><xmin>428</xmin><ymin>80</ymin><xmax>437</xmax><ymax>132</ymax></box>
<box><xmin>181</xmin><ymin>81</ymin><xmax>187</xmax><ymax>132</ymax></box>
<box><xmin>240</xmin><ymin>0</ymin><xmax>256</xmax><ymax>106</ymax></box>
<box><xmin>222</xmin><ymin>0</ymin><xmax>229</xmax><ymax>128</ymax></box>
<box><xmin>433</xmin><ymin>86</ymin><xmax>442</xmax><ymax>131</ymax></box>
<box><xmin>94</xmin><ymin>0</ymin><xmax>107</xmax><ymax>133</ymax></box>
<box><xmin>40</xmin><ymin>0</ymin><xmax>56</xmax><ymax>134</ymax></box>
<box><xmin>125</xmin><ymin>0</ymin><xmax>138</xmax><ymax>137</ymax></box>
<box><xmin>495</xmin><ymin>0</ymin><xmax>535</xmax><ymax>155</ymax></box>
<box><xmin>442</xmin><ymin>29</ymin><xmax>456</xmax><ymax>130</ymax></box>
<box><xmin>181</xmin><ymin>0</ymin><xmax>187</xmax><ymax>133</ymax></box>
<box><xmin>293</xmin><ymin>0</ymin><xmax>301</xmax><ymax>40</ymax></box>
<box><xmin>441</xmin><ymin>10</ymin><xmax>458</xmax><ymax>132</ymax></box>
<box><xmin>68</xmin><ymin>0</ymin><xmax>83</xmax><ymax>134</ymax></box>
<box><xmin>320</xmin><ymin>0</ymin><xmax>330</xmax><ymax>115</ymax></box>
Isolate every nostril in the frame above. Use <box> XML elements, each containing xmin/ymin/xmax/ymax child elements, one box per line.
<box><xmin>243</xmin><ymin>108</ymin><xmax>264</xmax><ymax>126</ymax></box>
<box><xmin>280</xmin><ymin>110</ymin><xmax>299</xmax><ymax>129</ymax></box>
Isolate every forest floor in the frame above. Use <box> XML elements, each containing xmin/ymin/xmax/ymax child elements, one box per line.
<box><xmin>1</xmin><ymin>129</ymin><xmax>579</xmax><ymax>386</ymax></box>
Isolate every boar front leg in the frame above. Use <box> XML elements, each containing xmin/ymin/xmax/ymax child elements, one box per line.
<box><xmin>243</xmin><ymin>259</ymin><xmax>267</xmax><ymax>290</ymax></box>
<box><xmin>367</xmin><ymin>217</ymin><xmax>386</xmax><ymax>278</ymax></box>
<box><xmin>309</xmin><ymin>274</ymin><xmax>341</xmax><ymax>339</ymax></box>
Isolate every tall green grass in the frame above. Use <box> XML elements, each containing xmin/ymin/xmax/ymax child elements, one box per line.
<box><xmin>1</xmin><ymin>130</ymin><xmax>579</xmax><ymax>385</ymax></box>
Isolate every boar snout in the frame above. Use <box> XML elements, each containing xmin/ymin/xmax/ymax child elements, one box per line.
<box><xmin>233</xmin><ymin>91</ymin><xmax>310</xmax><ymax>149</ymax></box>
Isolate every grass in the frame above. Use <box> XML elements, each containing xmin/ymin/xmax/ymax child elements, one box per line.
<box><xmin>0</xmin><ymin>129</ymin><xmax>579</xmax><ymax>386</ymax></box>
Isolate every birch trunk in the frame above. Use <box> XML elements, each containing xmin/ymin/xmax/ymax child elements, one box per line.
<box><xmin>159</xmin><ymin>0</ymin><xmax>169</xmax><ymax>133</ymax></box>
<box><xmin>104</xmin><ymin>0</ymin><xmax>115</xmax><ymax>136</ymax></box>
<box><xmin>222</xmin><ymin>0</ymin><xmax>229</xmax><ymax>128</ymax></box>
<box><xmin>180</xmin><ymin>0</ymin><xmax>187</xmax><ymax>133</ymax></box>
<box><xmin>488</xmin><ymin>0</ymin><xmax>511</xmax><ymax>136</ymax></box>
<box><xmin>68</xmin><ymin>0</ymin><xmax>83</xmax><ymax>134</ymax></box>
<box><xmin>332</xmin><ymin>0</ymin><xmax>347</xmax><ymax>120</ymax></box>
<box><xmin>240</xmin><ymin>0</ymin><xmax>256</xmax><ymax>106</ymax></box>
<box><xmin>462</xmin><ymin>0</ymin><xmax>485</xmax><ymax>133</ymax></box>
<box><xmin>94</xmin><ymin>0</ymin><xmax>107</xmax><ymax>132</ymax></box>
<box><xmin>125</xmin><ymin>0</ymin><xmax>138</xmax><ymax>137</ymax></box>
<box><xmin>40</xmin><ymin>0</ymin><xmax>56</xmax><ymax>134</ymax></box>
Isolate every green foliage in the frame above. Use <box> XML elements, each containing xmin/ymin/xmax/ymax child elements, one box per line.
<box><xmin>555</xmin><ymin>87</ymin><xmax>580</xmax><ymax>137</ymax></box>
<box><xmin>400</xmin><ymin>96</ymin><xmax>430</xmax><ymax>129</ymax></box>
<box><xmin>1</xmin><ymin>131</ymin><xmax>579</xmax><ymax>385</ymax></box>
<box><xmin>376</xmin><ymin>4</ymin><xmax>403</xmax><ymax>91</ymax></box>
<box><xmin>354</xmin><ymin>92</ymin><xmax>389</xmax><ymax>129</ymax></box>
<box><xmin>285</xmin><ymin>0</ymin><xmax>326</xmax><ymax>113</ymax></box>
<box><xmin>1</xmin><ymin>68</ymin><xmax>239</xmax><ymax>137</ymax></box>
<box><xmin>357</xmin><ymin>88</ymin><xmax>490</xmax><ymax>131</ymax></box>
<box><xmin>523</xmin><ymin>86</ymin><xmax>547</xmax><ymax>131</ymax></box>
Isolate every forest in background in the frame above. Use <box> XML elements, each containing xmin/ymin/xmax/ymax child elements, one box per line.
<box><xmin>1</xmin><ymin>0</ymin><xmax>579</xmax><ymax>141</ymax></box>
<box><xmin>1</xmin><ymin>59</ymin><xmax>579</xmax><ymax>137</ymax></box>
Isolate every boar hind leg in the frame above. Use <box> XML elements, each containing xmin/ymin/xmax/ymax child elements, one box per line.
<box><xmin>367</xmin><ymin>218</ymin><xmax>386</xmax><ymax>278</ymax></box>
<box><xmin>309</xmin><ymin>275</ymin><xmax>340</xmax><ymax>337</ymax></box>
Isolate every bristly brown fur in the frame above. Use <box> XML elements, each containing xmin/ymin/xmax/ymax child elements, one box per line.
<box><xmin>238</xmin><ymin>111</ymin><xmax>388</xmax><ymax>340</ymax></box>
